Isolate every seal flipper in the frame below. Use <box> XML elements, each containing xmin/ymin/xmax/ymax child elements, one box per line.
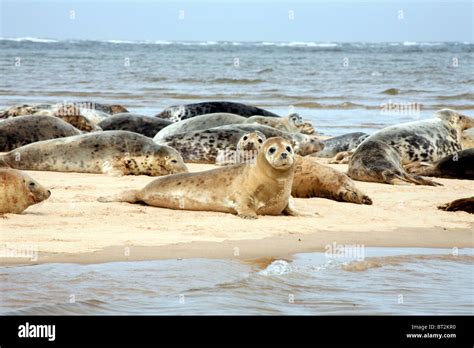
<box><xmin>0</xmin><ymin>154</ymin><xmax>11</xmax><ymax>168</ymax></box>
<box><xmin>98</xmin><ymin>189</ymin><xmax>140</xmax><ymax>203</ymax></box>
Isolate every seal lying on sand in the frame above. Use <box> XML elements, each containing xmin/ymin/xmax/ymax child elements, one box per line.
<box><xmin>98</xmin><ymin>113</ymin><xmax>172</xmax><ymax>138</ymax></box>
<box><xmin>405</xmin><ymin>148</ymin><xmax>474</xmax><ymax>180</ymax></box>
<box><xmin>99</xmin><ymin>137</ymin><xmax>311</xmax><ymax>219</ymax></box>
<box><xmin>0</xmin><ymin>102</ymin><xmax>127</xmax><ymax>118</ymax></box>
<box><xmin>154</xmin><ymin>113</ymin><xmax>314</xmax><ymax>141</ymax></box>
<box><xmin>222</xmin><ymin>132</ymin><xmax>372</xmax><ymax>204</ymax></box>
<box><xmin>155</xmin><ymin>127</ymin><xmax>323</xmax><ymax>163</ymax></box>
<box><xmin>0</xmin><ymin>115</ymin><xmax>82</xmax><ymax>151</ymax></box>
<box><xmin>0</xmin><ymin>131</ymin><xmax>188</xmax><ymax>176</ymax></box>
<box><xmin>313</xmin><ymin>132</ymin><xmax>369</xmax><ymax>158</ymax></box>
<box><xmin>438</xmin><ymin>197</ymin><xmax>474</xmax><ymax>214</ymax></box>
<box><xmin>292</xmin><ymin>156</ymin><xmax>373</xmax><ymax>205</ymax></box>
<box><xmin>348</xmin><ymin>109</ymin><xmax>473</xmax><ymax>185</ymax></box>
<box><xmin>348</xmin><ymin>140</ymin><xmax>442</xmax><ymax>186</ymax></box>
<box><xmin>0</xmin><ymin>168</ymin><xmax>51</xmax><ymax>214</ymax></box>
<box><xmin>155</xmin><ymin>101</ymin><xmax>279</xmax><ymax>122</ymax></box>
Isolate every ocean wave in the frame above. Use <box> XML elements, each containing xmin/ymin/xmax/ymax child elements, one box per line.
<box><xmin>212</xmin><ymin>78</ymin><xmax>264</xmax><ymax>85</ymax></box>
<box><xmin>257</xmin><ymin>68</ymin><xmax>273</xmax><ymax>74</ymax></box>
<box><xmin>261</xmin><ymin>41</ymin><xmax>338</xmax><ymax>48</ymax></box>
<box><xmin>435</xmin><ymin>93</ymin><xmax>474</xmax><ymax>101</ymax></box>
<box><xmin>342</xmin><ymin>254</ymin><xmax>474</xmax><ymax>272</ymax></box>
<box><xmin>0</xmin><ymin>37</ymin><xmax>58</xmax><ymax>43</ymax></box>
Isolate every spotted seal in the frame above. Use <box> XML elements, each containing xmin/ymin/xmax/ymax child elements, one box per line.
<box><xmin>405</xmin><ymin>148</ymin><xmax>474</xmax><ymax>180</ymax></box>
<box><xmin>154</xmin><ymin>113</ymin><xmax>314</xmax><ymax>141</ymax></box>
<box><xmin>0</xmin><ymin>115</ymin><xmax>82</xmax><ymax>151</ymax></box>
<box><xmin>98</xmin><ymin>113</ymin><xmax>172</xmax><ymax>138</ymax></box>
<box><xmin>0</xmin><ymin>131</ymin><xmax>188</xmax><ymax>176</ymax></box>
<box><xmin>216</xmin><ymin>131</ymin><xmax>266</xmax><ymax>165</ymax></box>
<box><xmin>348</xmin><ymin>109</ymin><xmax>473</xmax><ymax>185</ymax></box>
<box><xmin>99</xmin><ymin>137</ymin><xmax>312</xmax><ymax>219</ymax></box>
<box><xmin>0</xmin><ymin>168</ymin><xmax>51</xmax><ymax>214</ymax></box>
<box><xmin>155</xmin><ymin>101</ymin><xmax>279</xmax><ymax>122</ymax></box>
<box><xmin>155</xmin><ymin>126</ymin><xmax>323</xmax><ymax>163</ymax></box>
<box><xmin>313</xmin><ymin>132</ymin><xmax>369</xmax><ymax>158</ymax></box>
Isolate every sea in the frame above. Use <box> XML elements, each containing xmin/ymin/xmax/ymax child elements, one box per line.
<box><xmin>1</xmin><ymin>248</ymin><xmax>472</xmax><ymax>315</ymax></box>
<box><xmin>0</xmin><ymin>38</ymin><xmax>473</xmax><ymax>136</ymax></box>
<box><xmin>0</xmin><ymin>39</ymin><xmax>473</xmax><ymax>315</ymax></box>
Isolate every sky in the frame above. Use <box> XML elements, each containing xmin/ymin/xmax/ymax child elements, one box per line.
<box><xmin>0</xmin><ymin>0</ymin><xmax>472</xmax><ymax>42</ymax></box>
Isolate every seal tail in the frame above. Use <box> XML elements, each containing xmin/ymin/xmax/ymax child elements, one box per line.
<box><xmin>98</xmin><ymin>189</ymin><xmax>139</xmax><ymax>204</ymax></box>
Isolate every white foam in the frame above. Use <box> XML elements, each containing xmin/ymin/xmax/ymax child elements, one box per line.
<box><xmin>259</xmin><ymin>260</ymin><xmax>293</xmax><ymax>276</ymax></box>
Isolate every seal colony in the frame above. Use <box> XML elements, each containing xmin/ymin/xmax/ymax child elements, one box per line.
<box><xmin>0</xmin><ymin>131</ymin><xmax>188</xmax><ymax>176</ymax></box>
<box><xmin>99</xmin><ymin>137</ymin><xmax>310</xmax><ymax>219</ymax></box>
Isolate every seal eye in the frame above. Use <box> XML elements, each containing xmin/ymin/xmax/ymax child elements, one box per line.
<box><xmin>286</xmin><ymin>146</ymin><xmax>292</xmax><ymax>153</ymax></box>
<box><xmin>269</xmin><ymin>147</ymin><xmax>276</xmax><ymax>154</ymax></box>
<box><xmin>29</xmin><ymin>182</ymin><xmax>35</xmax><ymax>187</ymax></box>
<box><xmin>258</xmin><ymin>139</ymin><xmax>263</xmax><ymax>143</ymax></box>
<box><xmin>243</xmin><ymin>136</ymin><xmax>248</xmax><ymax>141</ymax></box>
<box><xmin>171</xmin><ymin>159</ymin><xmax>178</xmax><ymax>163</ymax></box>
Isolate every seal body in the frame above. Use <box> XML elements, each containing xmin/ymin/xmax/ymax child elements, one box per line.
<box><xmin>99</xmin><ymin>137</ymin><xmax>305</xmax><ymax>218</ymax></box>
<box><xmin>155</xmin><ymin>101</ymin><xmax>279</xmax><ymax>122</ymax></box>
<box><xmin>98</xmin><ymin>113</ymin><xmax>172</xmax><ymax>138</ymax></box>
<box><xmin>438</xmin><ymin>197</ymin><xmax>474</xmax><ymax>214</ymax></box>
<box><xmin>314</xmin><ymin>132</ymin><xmax>369</xmax><ymax>158</ymax></box>
<box><xmin>0</xmin><ymin>131</ymin><xmax>188</xmax><ymax>176</ymax></box>
<box><xmin>406</xmin><ymin>149</ymin><xmax>474</xmax><ymax>179</ymax></box>
<box><xmin>0</xmin><ymin>169</ymin><xmax>51</xmax><ymax>214</ymax></box>
<box><xmin>292</xmin><ymin>156</ymin><xmax>372</xmax><ymax>205</ymax></box>
<box><xmin>347</xmin><ymin>110</ymin><xmax>473</xmax><ymax>185</ymax></box>
<box><xmin>156</xmin><ymin>126</ymin><xmax>323</xmax><ymax>163</ymax></box>
<box><xmin>155</xmin><ymin>113</ymin><xmax>314</xmax><ymax>141</ymax></box>
<box><xmin>348</xmin><ymin>140</ymin><xmax>441</xmax><ymax>185</ymax></box>
<box><xmin>0</xmin><ymin>115</ymin><xmax>82</xmax><ymax>151</ymax></box>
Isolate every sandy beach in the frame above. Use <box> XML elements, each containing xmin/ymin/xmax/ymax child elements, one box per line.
<box><xmin>1</xmin><ymin>158</ymin><xmax>472</xmax><ymax>266</ymax></box>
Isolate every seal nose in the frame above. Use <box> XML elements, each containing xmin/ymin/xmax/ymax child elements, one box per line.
<box><xmin>281</xmin><ymin>153</ymin><xmax>288</xmax><ymax>159</ymax></box>
<box><xmin>47</xmin><ymin>190</ymin><xmax>51</xmax><ymax>197</ymax></box>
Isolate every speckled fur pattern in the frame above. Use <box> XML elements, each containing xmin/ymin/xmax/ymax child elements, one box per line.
<box><xmin>156</xmin><ymin>125</ymin><xmax>323</xmax><ymax>163</ymax></box>
<box><xmin>0</xmin><ymin>130</ymin><xmax>188</xmax><ymax>176</ymax></box>
<box><xmin>155</xmin><ymin>101</ymin><xmax>279</xmax><ymax>122</ymax></box>
<box><xmin>405</xmin><ymin>148</ymin><xmax>474</xmax><ymax>179</ymax></box>
<box><xmin>98</xmin><ymin>137</ymin><xmax>307</xmax><ymax>219</ymax></box>
<box><xmin>314</xmin><ymin>132</ymin><xmax>369</xmax><ymax>158</ymax></box>
<box><xmin>99</xmin><ymin>113</ymin><xmax>172</xmax><ymax>138</ymax></box>
<box><xmin>347</xmin><ymin>110</ymin><xmax>473</xmax><ymax>185</ymax></box>
<box><xmin>0</xmin><ymin>115</ymin><xmax>82</xmax><ymax>151</ymax></box>
<box><xmin>0</xmin><ymin>168</ymin><xmax>51</xmax><ymax>214</ymax></box>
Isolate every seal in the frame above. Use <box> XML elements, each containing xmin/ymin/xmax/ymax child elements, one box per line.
<box><xmin>0</xmin><ymin>168</ymin><xmax>51</xmax><ymax>214</ymax></box>
<box><xmin>155</xmin><ymin>126</ymin><xmax>323</xmax><ymax>163</ymax></box>
<box><xmin>348</xmin><ymin>140</ymin><xmax>442</xmax><ymax>185</ymax></box>
<box><xmin>292</xmin><ymin>156</ymin><xmax>373</xmax><ymax>205</ymax></box>
<box><xmin>0</xmin><ymin>102</ymin><xmax>127</xmax><ymax>118</ymax></box>
<box><xmin>0</xmin><ymin>103</ymin><xmax>52</xmax><ymax>118</ymax></box>
<box><xmin>216</xmin><ymin>131</ymin><xmax>266</xmax><ymax>165</ymax></box>
<box><xmin>405</xmin><ymin>148</ymin><xmax>474</xmax><ymax>180</ymax></box>
<box><xmin>154</xmin><ymin>113</ymin><xmax>314</xmax><ymax>141</ymax></box>
<box><xmin>0</xmin><ymin>115</ymin><xmax>82</xmax><ymax>151</ymax></box>
<box><xmin>155</xmin><ymin>101</ymin><xmax>279</xmax><ymax>122</ymax></box>
<box><xmin>0</xmin><ymin>130</ymin><xmax>188</xmax><ymax>176</ymax></box>
<box><xmin>99</xmin><ymin>137</ymin><xmax>311</xmax><ymax>219</ymax></box>
<box><xmin>438</xmin><ymin>197</ymin><xmax>474</xmax><ymax>214</ymax></box>
<box><xmin>313</xmin><ymin>132</ymin><xmax>369</xmax><ymax>158</ymax></box>
<box><xmin>98</xmin><ymin>113</ymin><xmax>172</xmax><ymax>138</ymax></box>
<box><xmin>219</xmin><ymin>133</ymin><xmax>372</xmax><ymax>204</ymax></box>
<box><xmin>347</xmin><ymin>109</ymin><xmax>474</xmax><ymax>185</ymax></box>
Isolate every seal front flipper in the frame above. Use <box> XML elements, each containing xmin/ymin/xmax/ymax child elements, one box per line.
<box><xmin>236</xmin><ymin>203</ymin><xmax>258</xmax><ymax>219</ymax></box>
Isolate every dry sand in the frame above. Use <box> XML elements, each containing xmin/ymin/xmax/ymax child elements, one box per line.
<box><xmin>1</xmin><ymin>159</ymin><xmax>473</xmax><ymax>265</ymax></box>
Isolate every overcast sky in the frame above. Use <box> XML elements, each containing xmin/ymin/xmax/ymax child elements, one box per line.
<box><xmin>0</xmin><ymin>0</ymin><xmax>472</xmax><ymax>42</ymax></box>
